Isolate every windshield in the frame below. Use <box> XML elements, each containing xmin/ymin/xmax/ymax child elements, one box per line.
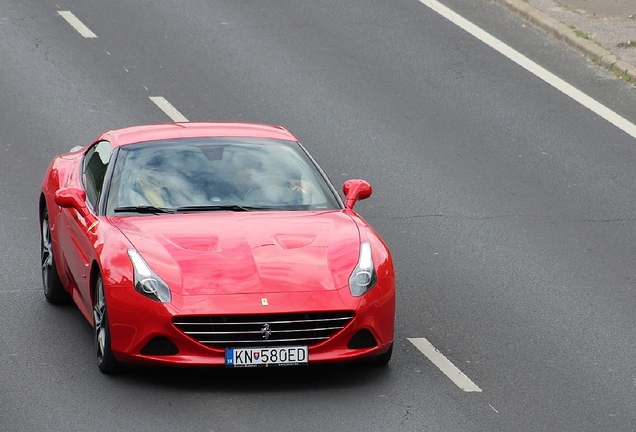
<box><xmin>106</xmin><ymin>137</ymin><xmax>341</xmax><ymax>215</ymax></box>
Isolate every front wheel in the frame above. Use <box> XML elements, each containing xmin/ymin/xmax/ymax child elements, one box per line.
<box><xmin>41</xmin><ymin>206</ymin><xmax>70</xmax><ymax>304</ymax></box>
<box><xmin>93</xmin><ymin>274</ymin><xmax>124</xmax><ymax>374</ymax></box>
<box><xmin>369</xmin><ymin>343</ymin><xmax>393</xmax><ymax>366</ymax></box>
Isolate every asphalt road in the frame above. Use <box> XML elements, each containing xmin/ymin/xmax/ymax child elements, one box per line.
<box><xmin>1</xmin><ymin>0</ymin><xmax>635</xmax><ymax>431</ymax></box>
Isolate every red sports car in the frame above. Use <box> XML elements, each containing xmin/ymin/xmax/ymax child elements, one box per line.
<box><xmin>39</xmin><ymin>122</ymin><xmax>395</xmax><ymax>373</ymax></box>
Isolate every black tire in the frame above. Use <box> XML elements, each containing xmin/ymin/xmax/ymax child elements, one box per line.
<box><xmin>371</xmin><ymin>343</ymin><xmax>393</xmax><ymax>366</ymax></box>
<box><xmin>93</xmin><ymin>274</ymin><xmax>124</xmax><ymax>374</ymax></box>
<box><xmin>41</xmin><ymin>206</ymin><xmax>70</xmax><ymax>304</ymax></box>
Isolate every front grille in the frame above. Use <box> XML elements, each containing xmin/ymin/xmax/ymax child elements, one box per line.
<box><xmin>173</xmin><ymin>312</ymin><xmax>354</xmax><ymax>348</ymax></box>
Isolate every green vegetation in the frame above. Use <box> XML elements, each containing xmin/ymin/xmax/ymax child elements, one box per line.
<box><xmin>574</xmin><ymin>29</ymin><xmax>589</xmax><ymax>39</ymax></box>
<box><xmin>568</xmin><ymin>24</ymin><xmax>589</xmax><ymax>40</ymax></box>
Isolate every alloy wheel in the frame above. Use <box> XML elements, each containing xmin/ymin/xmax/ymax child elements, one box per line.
<box><xmin>40</xmin><ymin>207</ymin><xmax>68</xmax><ymax>304</ymax></box>
<box><xmin>93</xmin><ymin>276</ymin><xmax>107</xmax><ymax>364</ymax></box>
<box><xmin>41</xmin><ymin>211</ymin><xmax>53</xmax><ymax>293</ymax></box>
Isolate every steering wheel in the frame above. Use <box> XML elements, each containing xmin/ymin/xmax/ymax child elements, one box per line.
<box><xmin>245</xmin><ymin>175</ymin><xmax>298</xmax><ymax>203</ymax></box>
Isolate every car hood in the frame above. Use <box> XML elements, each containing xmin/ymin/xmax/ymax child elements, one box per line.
<box><xmin>111</xmin><ymin>211</ymin><xmax>361</xmax><ymax>295</ymax></box>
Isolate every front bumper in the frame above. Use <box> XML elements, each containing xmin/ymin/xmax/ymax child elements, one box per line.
<box><xmin>106</xmin><ymin>279</ymin><xmax>395</xmax><ymax>366</ymax></box>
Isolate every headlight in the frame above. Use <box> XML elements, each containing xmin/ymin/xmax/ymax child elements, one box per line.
<box><xmin>127</xmin><ymin>250</ymin><xmax>171</xmax><ymax>303</ymax></box>
<box><xmin>349</xmin><ymin>242</ymin><xmax>377</xmax><ymax>296</ymax></box>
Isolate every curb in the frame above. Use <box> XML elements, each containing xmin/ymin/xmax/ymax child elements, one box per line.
<box><xmin>492</xmin><ymin>0</ymin><xmax>636</xmax><ymax>84</ymax></box>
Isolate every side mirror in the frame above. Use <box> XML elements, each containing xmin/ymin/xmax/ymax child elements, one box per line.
<box><xmin>54</xmin><ymin>188</ymin><xmax>90</xmax><ymax>217</ymax></box>
<box><xmin>342</xmin><ymin>179</ymin><xmax>372</xmax><ymax>210</ymax></box>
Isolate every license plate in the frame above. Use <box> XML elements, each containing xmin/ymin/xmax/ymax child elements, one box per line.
<box><xmin>225</xmin><ymin>346</ymin><xmax>308</xmax><ymax>367</ymax></box>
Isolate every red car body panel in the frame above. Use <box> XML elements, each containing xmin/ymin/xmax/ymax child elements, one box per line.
<box><xmin>40</xmin><ymin>122</ymin><xmax>395</xmax><ymax>368</ymax></box>
<box><xmin>113</xmin><ymin>212</ymin><xmax>360</xmax><ymax>294</ymax></box>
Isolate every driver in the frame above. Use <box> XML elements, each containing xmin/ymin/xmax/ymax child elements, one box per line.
<box><xmin>206</xmin><ymin>153</ymin><xmax>312</xmax><ymax>205</ymax></box>
<box><xmin>207</xmin><ymin>153</ymin><xmax>262</xmax><ymax>201</ymax></box>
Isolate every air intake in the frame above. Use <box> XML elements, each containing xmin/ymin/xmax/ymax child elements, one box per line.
<box><xmin>173</xmin><ymin>312</ymin><xmax>354</xmax><ymax>348</ymax></box>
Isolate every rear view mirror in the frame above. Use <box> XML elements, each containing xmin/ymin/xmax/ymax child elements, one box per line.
<box><xmin>55</xmin><ymin>188</ymin><xmax>90</xmax><ymax>217</ymax></box>
<box><xmin>342</xmin><ymin>179</ymin><xmax>372</xmax><ymax>210</ymax></box>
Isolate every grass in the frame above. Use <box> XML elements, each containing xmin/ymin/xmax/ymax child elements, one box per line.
<box><xmin>610</xmin><ymin>67</ymin><xmax>634</xmax><ymax>83</ymax></box>
<box><xmin>574</xmin><ymin>29</ymin><xmax>589</xmax><ymax>39</ymax></box>
<box><xmin>560</xmin><ymin>24</ymin><xmax>634</xmax><ymax>85</ymax></box>
<box><xmin>616</xmin><ymin>40</ymin><xmax>636</xmax><ymax>48</ymax></box>
<box><xmin>568</xmin><ymin>24</ymin><xmax>589</xmax><ymax>40</ymax></box>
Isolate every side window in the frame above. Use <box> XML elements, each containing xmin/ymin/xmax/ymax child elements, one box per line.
<box><xmin>83</xmin><ymin>141</ymin><xmax>112</xmax><ymax>210</ymax></box>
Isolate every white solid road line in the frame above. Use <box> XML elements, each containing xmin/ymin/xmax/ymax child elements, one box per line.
<box><xmin>57</xmin><ymin>11</ymin><xmax>97</xmax><ymax>39</ymax></box>
<box><xmin>408</xmin><ymin>337</ymin><xmax>482</xmax><ymax>392</ymax></box>
<box><xmin>419</xmin><ymin>0</ymin><xmax>636</xmax><ymax>141</ymax></box>
<box><xmin>149</xmin><ymin>97</ymin><xmax>189</xmax><ymax>122</ymax></box>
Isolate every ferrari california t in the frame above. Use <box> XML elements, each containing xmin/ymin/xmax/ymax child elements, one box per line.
<box><xmin>39</xmin><ymin>122</ymin><xmax>395</xmax><ymax>373</ymax></box>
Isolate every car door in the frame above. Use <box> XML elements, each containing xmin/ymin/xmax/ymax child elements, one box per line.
<box><xmin>61</xmin><ymin>140</ymin><xmax>112</xmax><ymax>313</ymax></box>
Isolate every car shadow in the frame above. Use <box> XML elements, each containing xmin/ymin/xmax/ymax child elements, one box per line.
<box><xmin>118</xmin><ymin>360</ymin><xmax>393</xmax><ymax>393</ymax></box>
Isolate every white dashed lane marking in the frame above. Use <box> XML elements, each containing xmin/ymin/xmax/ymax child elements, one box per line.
<box><xmin>419</xmin><ymin>0</ymin><xmax>636</xmax><ymax>141</ymax></box>
<box><xmin>149</xmin><ymin>97</ymin><xmax>189</xmax><ymax>122</ymax></box>
<box><xmin>57</xmin><ymin>11</ymin><xmax>97</xmax><ymax>39</ymax></box>
<box><xmin>409</xmin><ymin>337</ymin><xmax>482</xmax><ymax>392</ymax></box>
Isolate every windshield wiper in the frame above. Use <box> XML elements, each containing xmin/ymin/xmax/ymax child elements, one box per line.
<box><xmin>113</xmin><ymin>205</ymin><xmax>176</xmax><ymax>214</ymax></box>
<box><xmin>175</xmin><ymin>205</ymin><xmax>276</xmax><ymax>212</ymax></box>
